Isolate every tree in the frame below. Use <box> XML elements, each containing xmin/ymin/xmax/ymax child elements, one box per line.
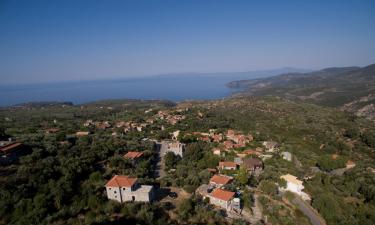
<box><xmin>164</xmin><ymin>152</ymin><xmax>181</xmax><ymax>170</ymax></box>
<box><xmin>236</xmin><ymin>168</ymin><xmax>249</xmax><ymax>186</ymax></box>
<box><xmin>259</xmin><ymin>180</ymin><xmax>278</xmax><ymax>196</ymax></box>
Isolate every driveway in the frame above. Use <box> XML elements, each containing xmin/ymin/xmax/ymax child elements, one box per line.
<box><xmin>292</xmin><ymin>197</ymin><xmax>326</xmax><ymax>225</ymax></box>
<box><xmin>154</xmin><ymin>142</ymin><xmax>166</xmax><ymax>179</ymax></box>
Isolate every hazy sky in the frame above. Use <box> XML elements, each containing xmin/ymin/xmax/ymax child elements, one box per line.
<box><xmin>1</xmin><ymin>0</ymin><xmax>374</xmax><ymax>84</ymax></box>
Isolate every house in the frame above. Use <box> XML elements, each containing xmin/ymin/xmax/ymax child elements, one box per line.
<box><xmin>223</xmin><ymin>141</ymin><xmax>234</xmax><ymax>150</ymax></box>
<box><xmin>218</xmin><ymin>161</ymin><xmax>238</xmax><ymax>170</ymax></box>
<box><xmin>263</xmin><ymin>141</ymin><xmax>279</xmax><ymax>152</ymax></box>
<box><xmin>281</xmin><ymin>151</ymin><xmax>292</xmax><ymax>161</ymax></box>
<box><xmin>212</xmin><ymin>134</ymin><xmax>223</xmax><ymax>142</ymax></box>
<box><xmin>209</xmin><ymin>174</ymin><xmax>233</xmax><ymax>187</ymax></box>
<box><xmin>212</xmin><ymin>147</ymin><xmax>222</xmax><ymax>156</ymax></box>
<box><xmin>172</xmin><ymin>130</ymin><xmax>180</xmax><ymax>140</ymax></box>
<box><xmin>280</xmin><ymin>174</ymin><xmax>310</xmax><ymax>201</ymax></box>
<box><xmin>105</xmin><ymin>175</ymin><xmax>154</xmax><ymax>203</ymax></box>
<box><xmin>238</xmin><ymin>149</ymin><xmax>261</xmax><ymax>157</ymax></box>
<box><xmin>0</xmin><ymin>141</ymin><xmax>29</xmax><ymax>165</ymax></box>
<box><xmin>124</xmin><ymin>151</ymin><xmax>144</xmax><ymax>164</ymax></box>
<box><xmin>226</xmin><ymin>130</ymin><xmax>253</xmax><ymax>145</ymax></box>
<box><xmin>195</xmin><ymin>185</ymin><xmax>236</xmax><ymax>211</ymax></box>
<box><xmin>242</xmin><ymin>158</ymin><xmax>263</xmax><ymax>174</ymax></box>
<box><xmin>346</xmin><ymin>160</ymin><xmax>356</xmax><ymax>169</ymax></box>
<box><xmin>209</xmin><ymin>188</ymin><xmax>236</xmax><ymax>210</ymax></box>
<box><xmin>234</xmin><ymin>157</ymin><xmax>243</xmax><ymax>164</ymax></box>
<box><xmin>45</xmin><ymin>128</ymin><xmax>59</xmax><ymax>134</ymax></box>
<box><xmin>160</xmin><ymin>140</ymin><xmax>185</xmax><ymax>157</ymax></box>
<box><xmin>76</xmin><ymin>131</ymin><xmax>89</xmax><ymax>136</ymax></box>
<box><xmin>84</xmin><ymin>120</ymin><xmax>94</xmax><ymax>127</ymax></box>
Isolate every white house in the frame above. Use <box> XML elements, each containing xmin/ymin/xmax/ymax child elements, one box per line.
<box><xmin>281</xmin><ymin>151</ymin><xmax>292</xmax><ymax>161</ymax></box>
<box><xmin>280</xmin><ymin>174</ymin><xmax>310</xmax><ymax>201</ymax></box>
<box><xmin>105</xmin><ymin>175</ymin><xmax>154</xmax><ymax>203</ymax></box>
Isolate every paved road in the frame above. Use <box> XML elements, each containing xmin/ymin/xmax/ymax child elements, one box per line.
<box><xmin>154</xmin><ymin>142</ymin><xmax>166</xmax><ymax>179</ymax></box>
<box><xmin>292</xmin><ymin>197</ymin><xmax>326</xmax><ymax>225</ymax></box>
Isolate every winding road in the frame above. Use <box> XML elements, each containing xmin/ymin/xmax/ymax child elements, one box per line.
<box><xmin>292</xmin><ymin>197</ymin><xmax>326</xmax><ymax>225</ymax></box>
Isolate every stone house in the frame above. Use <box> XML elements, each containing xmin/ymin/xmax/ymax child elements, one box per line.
<box><xmin>196</xmin><ymin>185</ymin><xmax>236</xmax><ymax>211</ymax></box>
<box><xmin>209</xmin><ymin>188</ymin><xmax>235</xmax><ymax>211</ymax></box>
<box><xmin>105</xmin><ymin>175</ymin><xmax>154</xmax><ymax>203</ymax></box>
<box><xmin>160</xmin><ymin>140</ymin><xmax>185</xmax><ymax>157</ymax></box>
<box><xmin>262</xmin><ymin>141</ymin><xmax>279</xmax><ymax>152</ymax></box>
<box><xmin>242</xmin><ymin>158</ymin><xmax>263</xmax><ymax>174</ymax></box>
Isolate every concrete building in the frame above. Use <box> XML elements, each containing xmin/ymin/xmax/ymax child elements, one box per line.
<box><xmin>209</xmin><ymin>188</ymin><xmax>235</xmax><ymax>210</ymax></box>
<box><xmin>280</xmin><ymin>174</ymin><xmax>310</xmax><ymax>201</ymax></box>
<box><xmin>160</xmin><ymin>140</ymin><xmax>185</xmax><ymax>157</ymax></box>
<box><xmin>281</xmin><ymin>151</ymin><xmax>292</xmax><ymax>161</ymax></box>
<box><xmin>105</xmin><ymin>175</ymin><xmax>154</xmax><ymax>203</ymax></box>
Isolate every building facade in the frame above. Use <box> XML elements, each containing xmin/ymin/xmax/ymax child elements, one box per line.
<box><xmin>160</xmin><ymin>140</ymin><xmax>185</xmax><ymax>157</ymax></box>
<box><xmin>105</xmin><ymin>175</ymin><xmax>154</xmax><ymax>203</ymax></box>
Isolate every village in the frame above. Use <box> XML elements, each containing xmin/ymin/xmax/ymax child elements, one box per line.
<box><xmin>0</xmin><ymin>103</ymin><xmax>367</xmax><ymax>225</ymax></box>
<box><xmin>63</xmin><ymin>108</ymin><xmax>353</xmax><ymax>223</ymax></box>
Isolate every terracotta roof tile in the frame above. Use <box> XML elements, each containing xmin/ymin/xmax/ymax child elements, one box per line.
<box><xmin>124</xmin><ymin>151</ymin><xmax>144</xmax><ymax>159</ymax></box>
<box><xmin>219</xmin><ymin>161</ymin><xmax>237</xmax><ymax>168</ymax></box>
<box><xmin>211</xmin><ymin>188</ymin><xmax>235</xmax><ymax>201</ymax></box>
<box><xmin>105</xmin><ymin>175</ymin><xmax>137</xmax><ymax>187</ymax></box>
<box><xmin>210</xmin><ymin>174</ymin><xmax>232</xmax><ymax>185</ymax></box>
<box><xmin>0</xmin><ymin>142</ymin><xmax>22</xmax><ymax>153</ymax></box>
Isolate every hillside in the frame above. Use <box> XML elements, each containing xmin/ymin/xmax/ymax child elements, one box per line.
<box><xmin>228</xmin><ymin>64</ymin><xmax>375</xmax><ymax>120</ymax></box>
<box><xmin>0</xmin><ymin>97</ymin><xmax>374</xmax><ymax>225</ymax></box>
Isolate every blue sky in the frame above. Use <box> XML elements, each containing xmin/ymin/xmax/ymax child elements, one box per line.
<box><xmin>0</xmin><ymin>0</ymin><xmax>374</xmax><ymax>84</ymax></box>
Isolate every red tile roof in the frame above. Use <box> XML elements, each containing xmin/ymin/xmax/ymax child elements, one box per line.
<box><xmin>210</xmin><ymin>174</ymin><xmax>232</xmax><ymax>185</ymax></box>
<box><xmin>211</xmin><ymin>188</ymin><xmax>235</xmax><ymax>201</ymax></box>
<box><xmin>105</xmin><ymin>175</ymin><xmax>137</xmax><ymax>187</ymax></box>
<box><xmin>0</xmin><ymin>142</ymin><xmax>22</xmax><ymax>154</ymax></box>
<box><xmin>124</xmin><ymin>151</ymin><xmax>144</xmax><ymax>159</ymax></box>
<box><xmin>219</xmin><ymin>161</ymin><xmax>237</xmax><ymax>168</ymax></box>
<box><xmin>242</xmin><ymin>149</ymin><xmax>261</xmax><ymax>155</ymax></box>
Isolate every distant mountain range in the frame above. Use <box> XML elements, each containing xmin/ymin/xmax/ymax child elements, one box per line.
<box><xmin>153</xmin><ymin>67</ymin><xmax>311</xmax><ymax>79</ymax></box>
<box><xmin>227</xmin><ymin>64</ymin><xmax>375</xmax><ymax>120</ymax></box>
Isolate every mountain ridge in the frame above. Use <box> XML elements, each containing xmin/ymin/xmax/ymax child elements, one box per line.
<box><xmin>227</xmin><ymin>63</ymin><xmax>375</xmax><ymax>120</ymax></box>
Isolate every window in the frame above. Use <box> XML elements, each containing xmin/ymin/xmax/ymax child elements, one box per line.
<box><xmin>109</xmin><ymin>188</ymin><xmax>111</xmax><ymax>190</ymax></box>
<box><xmin>114</xmin><ymin>191</ymin><xmax>117</xmax><ymax>194</ymax></box>
<box><xmin>123</xmin><ymin>188</ymin><xmax>126</xmax><ymax>191</ymax></box>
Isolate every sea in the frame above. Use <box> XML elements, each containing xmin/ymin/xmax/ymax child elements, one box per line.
<box><xmin>0</xmin><ymin>68</ymin><xmax>307</xmax><ymax>106</ymax></box>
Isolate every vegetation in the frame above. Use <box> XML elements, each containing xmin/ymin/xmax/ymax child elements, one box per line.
<box><xmin>0</xmin><ymin>96</ymin><xmax>374</xmax><ymax>225</ymax></box>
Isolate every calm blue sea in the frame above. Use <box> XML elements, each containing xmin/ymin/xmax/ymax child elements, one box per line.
<box><xmin>0</xmin><ymin>68</ymin><xmax>306</xmax><ymax>106</ymax></box>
